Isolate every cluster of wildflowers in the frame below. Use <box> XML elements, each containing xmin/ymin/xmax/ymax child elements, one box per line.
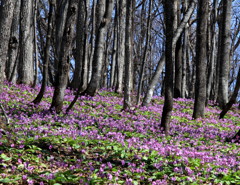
<box><xmin>0</xmin><ymin>82</ymin><xmax>239</xmax><ymax>184</ymax></box>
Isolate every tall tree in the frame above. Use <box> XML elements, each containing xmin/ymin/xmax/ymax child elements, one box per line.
<box><xmin>115</xmin><ymin>0</ymin><xmax>126</xmax><ymax>94</ymax></box>
<box><xmin>84</xmin><ymin>0</ymin><xmax>114</xmax><ymax>96</ymax></box>
<box><xmin>142</xmin><ymin>55</ymin><xmax>165</xmax><ymax>107</ymax></box>
<box><xmin>174</xmin><ymin>0</ymin><xmax>183</xmax><ymax>98</ymax></box>
<box><xmin>54</xmin><ymin>0</ymin><xmax>69</xmax><ymax>80</ymax></box>
<box><xmin>18</xmin><ymin>0</ymin><xmax>34</xmax><ymax>85</ymax></box>
<box><xmin>217</xmin><ymin>0</ymin><xmax>232</xmax><ymax>109</ymax></box>
<box><xmin>192</xmin><ymin>0</ymin><xmax>209</xmax><ymax>119</ymax></box>
<box><xmin>0</xmin><ymin>0</ymin><xmax>16</xmax><ymax>88</ymax></box>
<box><xmin>137</xmin><ymin>0</ymin><xmax>152</xmax><ymax>105</ymax></box>
<box><xmin>123</xmin><ymin>0</ymin><xmax>134</xmax><ymax>110</ymax></box>
<box><xmin>181</xmin><ymin>0</ymin><xmax>189</xmax><ymax>99</ymax></box>
<box><xmin>50</xmin><ymin>0</ymin><xmax>78</xmax><ymax>113</ymax></box>
<box><xmin>71</xmin><ymin>0</ymin><xmax>88</xmax><ymax>89</ymax></box>
<box><xmin>142</xmin><ymin>0</ymin><xmax>196</xmax><ymax>107</ymax></box>
<box><xmin>33</xmin><ymin>0</ymin><xmax>55</xmax><ymax>104</ymax></box>
<box><xmin>160</xmin><ymin>0</ymin><xmax>176</xmax><ymax>135</ymax></box>
<box><xmin>6</xmin><ymin>0</ymin><xmax>21</xmax><ymax>84</ymax></box>
<box><xmin>206</xmin><ymin>0</ymin><xmax>218</xmax><ymax>104</ymax></box>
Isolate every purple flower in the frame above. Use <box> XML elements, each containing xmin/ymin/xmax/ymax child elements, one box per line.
<box><xmin>22</xmin><ymin>174</ymin><xmax>28</xmax><ymax>180</ymax></box>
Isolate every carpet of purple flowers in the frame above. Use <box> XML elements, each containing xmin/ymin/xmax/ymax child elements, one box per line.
<box><xmin>0</xmin><ymin>83</ymin><xmax>239</xmax><ymax>185</ymax></box>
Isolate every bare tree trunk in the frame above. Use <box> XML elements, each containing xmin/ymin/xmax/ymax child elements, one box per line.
<box><xmin>181</xmin><ymin>27</ymin><xmax>188</xmax><ymax>98</ymax></box>
<box><xmin>18</xmin><ymin>0</ymin><xmax>34</xmax><ymax>85</ymax></box>
<box><xmin>218</xmin><ymin>0</ymin><xmax>232</xmax><ymax>109</ymax></box>
<box><xmin>33</xmin><ymin>0</ymin><xmax>55</xmax><ymax>104</ymax></box>
<box><xmin>192</xmin><ymin>0</ymin><xmax>209</xmax><ymax>119</ymax></box>
<box><xmin>115</xmin><ymin>0</ymin><xmax>126</xmax><ymax>94</ymax></box>
<box><xmin>137</xmin><ymin>0</ymin><xmax>152</xmax><ymax>105</ymax></box>
<box><xmin>50</xmin><ymin>0</ymin><xmax>78</xmax><ymax>113</ymax></box>
<box><xmin>142</xmin><ymin>0</ymin><xmax>196</xmax><ymax>107</ymax></box>
<box><xmin>0</xmin><ymin>0</ymin><xmax>16</xmax><ymax>88</ymax></box>
<box><xmin>6</xmin><ymin>1</ymin><xmax>20</xmax><ymax>84</ymax></box>
<box><xmin>181</xmin><ymin>0</ymin><xmax>189</xmax><ymax>98</ymax></box>
<box><xmin>174</xmin><ymin>0</ymin><xmax>182</xmax><ymax>98</ymax></box>
<box><xmin>206</xmin><ymin>0</ymin><xmax>217</xmax><ymax>105</ymax></box>
<box><xmin>142</xmin><ymin>55</ymin><xmax>165</xmax><ymax>106</ymax></box>
<box><xmin>219</xmin><ymin>67</ymin><xmax>240</xmax><ymax>119</ymax></box>
<box><xmin>54</xmin><ymin>0</ymin><xmax>69</xmax><ymax>79</ymax></box>
<box><xmin>71</xmin><ymin>0</ymin><xmax>85</xmax><ymax>89</ymax></box>
<box><xmin>160</xmin><ymin>0</ymin><xmax>176</xmax><ymax>135</ymax></box>
<box><xmin>32</xmin><ymin>0</ymin><xmax>39</xmax><ymax>87</ymax></box>
<box><xmin>88</xmin><ymin>0</ymin><xmax>96</xmax><ymax>83</ymax></box>
<box><xmin>81</xmin><ymin>0</ymin><xmax>90</xmax><ymax>91</ymax></box>
<box><xmin>84</xmin><ymin>0</ymin><xmax>114</xmax><ymax>96</ymax></box>
<box><xmin>110</xmin><ymin>3</ymin><xmax>118</xmax><ymax>88</ymax></box>
<box><xmin>123</xmin><ymin>0</ymin><xmax>134</xmax><ymax>110</ymax></box>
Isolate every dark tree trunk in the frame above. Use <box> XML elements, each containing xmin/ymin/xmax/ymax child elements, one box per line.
<box><xmin>142</xmin><ymin>0</ymin><xmax>196</xmax><ymax>107</ymax></box>
<box><xmin>137</xmin><ymin>0</ymin><xmax>152</xmax><ymax>105</ymax></box>
<box><xmin>0</xmin><ymin>0</ymin><xmax>16</xmax><ymax>88</ymax></box>
<box><xmin>230</xmin><ymin>129</ymin><xmax>240</xmax><ymax>143</ymax></box>
<box><xmin>174</xmin><ymin>1</ymin><xmax>182</xmax><ymax>99</ymax></box>
<box><xmin>84</xmin><ymin>0</ymin><xmax>114</xmax><ymax>96</ymax></box>
<box><xmin>54</xmin><ymin>0</ymin><xmax>69</xmax><ymax>80</ymax></box>
<box><xmin>192</xmin><ymin>0</ymin><xmax>209</xmax><ymax>119</ymax></box>
<box><xmin>71</xmin><ymin>0</ymin><xmax>86</xmax><ymax>89</ymax></box>
<box><xmin>33</xmin><ymin>1</ymin><xmax>55</xmax><ymax>104</ymax></box>
<box><xmin>219</xmin><ymin>67</ymin><xmax>240</xmax><ymax>119</ymax></box>
<box><xmin>206</xmin><ymin>0</ymin><xmax>217</xmax><ymax>105</ymax></box>
<box><xmin>50</xmin><ymin>0</ymin><xmax>78</xmax><ymax>113</ymax></box>
<box><xmin>160</xmin><ymin>0</ymin><xmax>176</xmax><ymax>135</ymax></box>
<box><xmin>6</xmin><ymin>1</ymin><xmax>21</xmax><ymax>84</ymax></box>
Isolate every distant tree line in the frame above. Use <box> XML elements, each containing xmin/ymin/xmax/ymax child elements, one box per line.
<box><xmin>0</xmin><ymin>0</ymin><xmax>239</xmax><ymax>139</ymax></box>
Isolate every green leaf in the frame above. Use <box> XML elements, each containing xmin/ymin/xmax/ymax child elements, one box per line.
<box><xmin>1</xmin><ymin>153</ymin><xmax>11</xmax><ymax>161</ymax></box>
<box><xmin>0</xmin><ymin>178</ymin><xmax>11</xmax><ymax>183</ymax></box>
<box><xmin>133</xmin><ymin>180</ymin><xmax>138</xmax><ymax>185</ymax></box>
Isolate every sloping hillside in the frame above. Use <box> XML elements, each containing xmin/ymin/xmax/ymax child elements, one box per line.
<box><xmin>0</xmin><ymin>83</ymin><xmax>239</xmax><ymax>184</ymax></box>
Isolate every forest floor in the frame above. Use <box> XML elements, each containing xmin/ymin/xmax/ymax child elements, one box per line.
<box><xmin>0</xmin><ymin>83</ymin><xmax>240</xmax><ymax>185</ymax></box>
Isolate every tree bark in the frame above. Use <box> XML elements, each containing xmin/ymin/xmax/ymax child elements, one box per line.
<box><xmin>110</xmin><ymin>4</ymin><xmax>118</xmax><ymax>88</ymax></box>
<box><xmin>84</xmin><ymin>0</ymin><xmax>114</xmax><ymax>96</ymax></box>
<box><xmin>0</xmin><ymin>0</ymin><xmax>16</xmax><ymax>88</ymax></box>
<box><xmin>18</xmin><ymin>0</ymin><xmax>34</xmax><ymax>85</ymax></box>
<box><xmin>137</xmin><ymin>0</ymin><xmax>152</xmax><ymax>105</ymax></box>
<box><xmin>123</xmin><ymin>0</ymin><xmax>134</xmax><ymax>110</ymax></box>
<box><xmin>181</xmin><ymin>0</ymin><xmax>190</xmax><ymax>99</ymax></box>
<box><xmin>217</xmin><ymin>0</ymin><xmax>232</xmax><ymax>109</ymax></box>
<box><xmin>54</xmin><ymin>0</ymin><xmax>69</xmax><ymax>79</ymax></box>
<box><xmin>142</xmin><ymin>55</ymin><xmax>165</xmax><ymax>107</ymax></box>
<box><xmin>115</xmin><ymin>0</ymin><xmax>126</xmax><ymax>94</ymax></box>
<box><xmin>192</xmin><ymin>0</ymin><xmax>209</xmax><ymax>119</ymax></box>
<box><xmin>33</xmin><ymin>0</ymin><xmax>55</xmax><ymax>104</ymax></box>
<box><xmin>160</xmin><ymin>0</ymin><xmax>176</xmax><ymax>135</ymax></box>
<box><xmin>174</xmin><ymin>0</ymin><xmax>182</xmax><ymax>99</ymax></box>
<box><xmin>50</xmin><ymin>0</ymin><xmax>78</xmax><ymax>113</ymax></box>
<box><xmin>206</xmin><ymin>0</ymin><xmax>217</xmax><ymax>105</ymax></box>
<box><xmin>32</xmin><ymin>0</ymin><xmax>39</xmax><ymax>87</ymax></box>
<box><xmin>219</xmin><ymin>67</ymin><xmax>240</xmax><ymax>119</ymax></box>
<box><xmin>142</xmin><ymin>0</ymin><xmax>196</xmax><ymax>107</ymax></box>
<box><xmin>71</xmin><ymin>0</ymin><xmax>86</xmax><ymax>89</ymax></box>
<box><xmin>6</xmin><ymin>1</ymin><xmax>21</xmax><ymax>84</ymax></box>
